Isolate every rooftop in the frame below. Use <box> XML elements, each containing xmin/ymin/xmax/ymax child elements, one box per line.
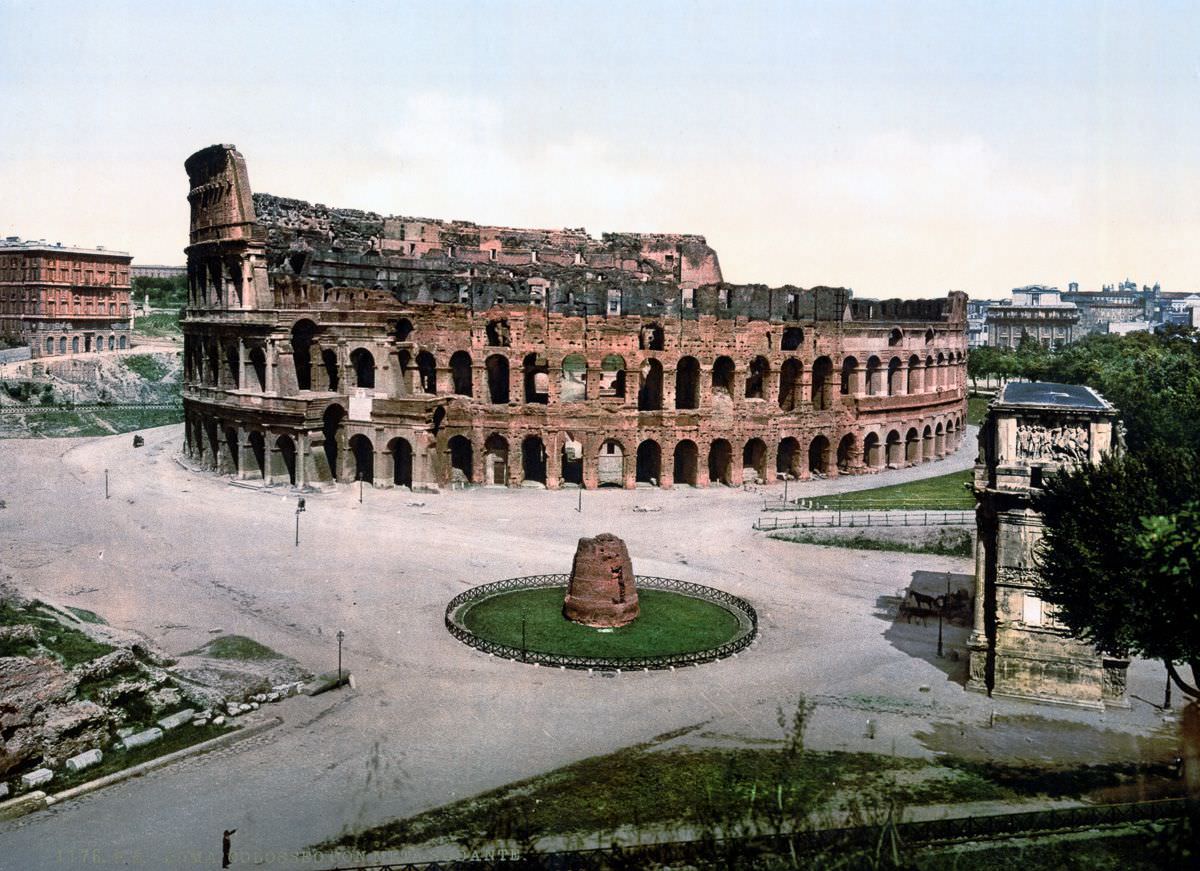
<box><xmin>999</xmin><ymin>381</ymin><xmax>1111</xmax><ymax>411</ymax></box>
<box><xmin>0</xmin><ymin>237</ymin><xmax>131</xmax><ymax>258</ymax></box>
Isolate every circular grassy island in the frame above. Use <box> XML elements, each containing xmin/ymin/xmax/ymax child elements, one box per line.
<box><xmin>446</xmin><ymin>575</ymin><xmax>757</xmax><ymax>670</ymax></box>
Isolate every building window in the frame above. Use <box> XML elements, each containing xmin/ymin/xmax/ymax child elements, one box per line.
<box><xmin>682</xmin><ymin>288</ymin><xmax>694</xmax><ymax>309</ymax></box>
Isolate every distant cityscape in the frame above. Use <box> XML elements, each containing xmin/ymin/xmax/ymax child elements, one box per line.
<box><xmin>967</xmin><ymin>280</ymin><xmax>1200</xmax><ymax>349</ymax></box>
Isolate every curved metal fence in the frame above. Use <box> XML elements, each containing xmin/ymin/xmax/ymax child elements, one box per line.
<box><xmin>445</xmin><ymin>574</ymin><xmax>758</xmax><ymax>671</ymax></box>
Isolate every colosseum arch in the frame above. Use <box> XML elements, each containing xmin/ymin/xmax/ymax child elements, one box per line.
<box><xmin>808</xmin><ymin>435</ymin><xmax>832</xmax><ymax>476</ymax></box>
<box><xmin>416</xmin><ymin>352</ymin><xmax>437</xmax><ymax>394</ymax></box>
<box><xmin>779</xmin><ymin>358</ymin><xmax>801</xmax><ymax>410</ymax></box>
<box><xmin>561</xmin><ymin>354</ymin><xmax>587</xmax><ymax>403</ymax></box>
<box><xmin>905</xmin><ymin>427</ymin><xmax>921</xmax><ymax>465</ymax></box>
<box><xmin>522</xmin><ymin>435</ymin><xmax>547</xmax><ymax>484</ymax></box>
<box><xmin>348</xmin><ymin>434</ymin><xmax>374</xmax><ymax>483</ymax></box>
<box><xmin>709</xmin><ymin>438</ymin><xmax>733</xmax><ymax>485</ymax></box>
<box><xmin>639</xmin><ymin>323</ymin><xmax>665</xmax><ymax>351</ymax></box>
<box><xmin>484</xmin><ymin>434</ymin><xmax>509</xmax><ymax>485</ymax></box>
<box><xmin>598</xmin><ymin>439</ymin><xmax>625</xmax><ymax>487</ymax></box>
<box><xmin>886</xmin><ymin>429</ymin><xmax>903</xmax><ymax>467</ymax></box>
<box><xmin>887</xmin><ymin>357</ymin><xmax>903</xmax><ymax>395</ymax></box>
<box><xmin>866</xmin><ymin>356</ymin><xmax>882</xmax><ymax>396</ymax></box>
<box><xmin>485</xmin><ymin>355</ymin><xmax>510</xmax><ymax>404</ymax></box>
<box><xmin>673</xmin><ymin>439</ymin><xmax>699</xmax><ymax>486</ymax></box>
<box><xmin>321</xmin><ymin>349</ymin><xmax>339</xmax><ymax>392</ymax></box>
<box><xmin>450</xmin><ymin>351</ymin><xmax>473</xmax><ymax>396</ymax></box>
<box><xmin>935</xmin><ymin>422</ymin><xmax>945</xmax><ymax>456</ymax></box>
<box><xmin>781</xmin><ymin>327</ymin><xmax>803</xmax><ymax>351</ymax></box>
<box><xmin>712</xmin><ymin>356</ymin><xmax>735</xmax><ymax>397</ymax></box>
<box><xmin>350</xmin><ymin>348</ymin><xmax>375</xmax><ymax>390</ymax></box>
<box><xmin>836</xmin><ymin>433</ymin><xmax>856</xmax><ymax>473</ymax></box>
<box><xmin>636</xmin><ymin>439</ymin><xmax>662</xmax><ymax>485</ymax></box>
<box><xmin>638</xmin><ymin>359</ymin><xmax>664</xmax><ymax>410</ymax></box>
<box><xmin>395</xmin><ymin>318</ymin><xmax>414</xmax><ymax>342</ymax></box>
<box><xmin>863</xmin><ymin>432</ymin><xmax>883</xmax><ymax>469</ymax></box>
<box><xmin>448</xmin><ymin>435</ymin><xmax>474</xmax><ymax>484</ymax></box>
<box><xmin>746</xmin><ymin>356</ymin><xmax>769</xmax><ymax>399</ymax></box>
<box><xmin>275</xmin><ymin>434</ymin><xmax>297</xmax><ymax>486</ymax></box>
<box><xmin>675</xmin><ymin>357</ymin><xmax>700</xmax><ymax>409</ymax></box>
<box><xmin>291</xmin><ymin>319</ymin><xmax>316</xmax><ymax>390</ymax></box>
<box><xmin>777</xmin><ymin>437</ymin><xmax>801</xmax><ymax>479</ymax></box>
<box><xmin>322</xmin><ymin>404</ymin><xmax>346</xmax><ymax>480</ymax></box>
<box><xmin>906</xmin><ymin>355</ymin><xmax>921</xmax><ymax>395</ymax></box>
<box><xmin>523</xmin><ymin>353</ymin><xmax>549</xmax><ymax>403</ymax></box>
<box><xmin>388</xmin><ymin>437</ymin><xmax>413</xmax><ymax>488</ymax></box>
<box><xmin>811</xmin><ymin>356</ymin><xmax>834</xmax><ymax>410</ymax></box>
<box><xmin>248</xmin><ymin>431</ymin><xmax>267</xmax><ymax>479</ymax></box>
<box><xmin>600</xmin><ymin>355</ymin><xmax>626</xmax><ymax>398</ymax></box>
<box><xmin>840</xmin><ymin>356</ymin><xmax>858</xmax><ymax>395</ymax></box>
<box><xmin>743</xmin><ymin>438</ymin><xmax>767</xmax><ymax>484</ymax></box>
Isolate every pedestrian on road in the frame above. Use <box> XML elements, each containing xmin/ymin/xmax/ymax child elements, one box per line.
<box><xmin>222</xmin><ymin>828</ymin><xmax>237</xmax><ymax>868</ymax></box>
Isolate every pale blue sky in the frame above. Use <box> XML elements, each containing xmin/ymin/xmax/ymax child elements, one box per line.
<box><xmin>2</xmin><ymin>1</ymin><xmax>1198</xmax><ymax>297</ymax></box>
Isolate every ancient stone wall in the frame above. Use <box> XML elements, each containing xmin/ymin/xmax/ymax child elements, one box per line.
<box><xmin>181</xmin><ymin>145</ymin><xmax>968</xmax><ymax>493</ymax></box>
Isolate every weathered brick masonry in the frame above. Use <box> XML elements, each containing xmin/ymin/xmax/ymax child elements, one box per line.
<box><xmin>181</xmin><ymin>144</ymin><xmax>968</xmax><ymax>491</ymax></box>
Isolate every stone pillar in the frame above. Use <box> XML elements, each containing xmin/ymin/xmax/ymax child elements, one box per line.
<box><xmin>546</xmin><ymin>433</ymin><xmax>562</xmax><ymax>490</ymax></box>
<box><xmin>732</xmin><ymin>370</ymin><xmax>747</xmax><ymax>406</ymax></box>
<box><xmin>435</xmin><ymin>365</ymin><xmax>449</xmax><ymax>396</ymax></box>
<box><xmin>624</xmin><ymin>366</ymin><xmax>639</xmax><ymax>407</ymax></box>
<box><xmin>852</xmin><ymin>365</ymin><xmax>867</xmax><ymax>397</ymax></box>
<box><xmin>509</xmin><ymin>360</ymin><xmax>523</xmax><ymax>406</ymax></box>
<box><xmin>967</xmin><ymin>530</ymin><xmax>989</xmax><ymax>694</ymax></box>
<box><xmin>663</xmin><ymin>368</ymin><xmax>677</xmax><ymax>410</ymax></box>
<box><xmin>870</xmin><ymin>365</ymin><xmax>884</xmax><ymax>396</ymax></box>
<box><xmin>266</xmin><ymin>342</ymin><xmax>277</xmax><ymax>394</ymax></box>
<box><xmin>923</xmin><ymin>432</ymin><xmax>934</xmax><ymax>462</ymax></box>
<box><xmin>237</xmin><ymin>339</ymin><xmax>248</xmax><ymax>391</ymax></box>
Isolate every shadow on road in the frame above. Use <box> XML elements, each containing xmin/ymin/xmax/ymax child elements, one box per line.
<box><xmin>875</xmin><ymin>569</ymin><xmax>974</xmax><ymax>685</ymax></box>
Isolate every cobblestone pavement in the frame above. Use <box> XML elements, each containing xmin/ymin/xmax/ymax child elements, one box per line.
<box><xmin>0</xmin><ymin>425</ymin><xmax>1175</xmax><ymax>870</ymax></box>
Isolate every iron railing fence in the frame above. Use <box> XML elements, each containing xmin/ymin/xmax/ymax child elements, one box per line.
<box><xmin>316</xmin><ymin>797</ymin><xmax>1197</xmax><ymax>870</ymax></box>
<box><xmin>0</xmin><ymin>402</ymin><xmax>182</xmax><ymax>415</ymax></box>
<box><xmin>445</xmin><ymin>574</ymin><xmax>758</xmax><ymax>671</ymax></box>
<box><xmin>754</xmin><ymin>510</ymin><xmax>974</xmax><ymax>531</ymax></box>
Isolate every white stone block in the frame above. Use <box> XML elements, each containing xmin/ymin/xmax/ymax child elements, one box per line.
<box><xmin>0</xmin><ymin>782</ymin><xmax>8</xmax><ymax>799</ymax></box>
<box><xmin>249</xmin><ymin>702</ymin><xmax>259</xmax><ymax>711</ymax></box>
<box><xmin>21</xmin><ymin>769</ymin><xmax>53</xmax><ymax>789</ymax></box>
<box><xmin>226</xmin><ymin>703</ymin><xmax>241</xmax><ymax>716</ymax></box>
<box><xmin>116</xmin><ymin>726</ymin><xmax>136</xmax><ymax>739</ymax></box>
<box><xmin>120</xmin><ymin>727</ymin><xmax>163</xmax><ymax>750</ymax></box>
<box><xmin>192</xmin><ymin>718</ymin><xmax>209</xmax><ymax>728</ymax></box>
<box><xmin>212</xmin><ymin>716</ymin><xmax>226</xmax><ymax>727</ymax></box>
<box><xmin>156</xmin><ymin>709</ymin><xmax>196</xmax><ymax>731</ymax></box>
<box><xmin>64</xmin><ymin>749</ymin><xmax>103</xmax><ymax>773</ymax></box>
<box><xmin>238</xmin><ymin>703</ymin><xmax>252</xmax><ymax>713</ymax></box>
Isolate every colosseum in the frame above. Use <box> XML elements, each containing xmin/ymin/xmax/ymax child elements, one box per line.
<box><xmin>181</xmin><ymin>144</ymin><xmax>968</xmax><ymax>492</ymax></box>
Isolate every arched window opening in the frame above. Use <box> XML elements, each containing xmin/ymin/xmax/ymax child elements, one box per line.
<box><xmin>711</xmin><ymin>356</ymin><xmax>735</xmax><ymax>397</ymax></box>
<box><xmin>225</xmin><ymin>344</ymin><xmax>240</xmax><ymax>388</ymax></box>
<box><xmin>561</xmin><ymin>354</ymin><xmax>587</xmax><ymax>402</ymax></box>
<box><xmin>811</xmin><ymin>356</ymin><xmax>833</xmax><ymax>410</ymax></box>
<box><xmin>322</xmin><ymin>349</ymin><xmax>339</xmax><ymax>392</ymax></box>
<box><xmin>708</xmin><ymin>439</ymin><xmax>733</xmax><ymax>486</ymax></box>
<box><xmin>905</xmin><ymin>427</ymin><xmax>921</xmax><ymax>465</ymax></box>
<box><xmin>561</xmin><ymin>436</ymin><xmax>583</xmax><ymax>486</ymax></box>
<box><xmin>291</xmin><ymin>320</ymin><xmax>316</xmax><ymax>391</ymax></box>
<box><xmin>638</xmin><ymin>359</ymin><xmax>663</xmax><ymax>410</ymax></box>
<box><xmin>781</xmin><ymin>327</ymin><xmax>803</xmax><ymax>351</ymax></box>
<box><xmin>907</xmin><ymin>355</ymin><xmax>921</xmax><ymax>395</ymax></box>
<box><xmin>840</xmin><ymin>357</ymin><xmax>858</xmax><ymax>395</ymax></box>
<box><xmin>636</xmin><ymin>440</ymin><xmax>661</xmax><ymax>485</ymax></box>
<box><xmin>886</xmin><ymin>430</ymin><xmax>903</xmax><ymax>467</ymax></box>
<box><xmin>396</xmin><ymin>318</ymin><xmax>414</xmax><ymax>342</ymax></box>
<box><xmin>863</xmin><ymin>432</ymin><xmax>883</xmax><ymax>469</ymax></box>
<box><xmin>350</xmin><ymin>348</ymin><xmax>375</xmax><ymax>390</ymax></box>
<box><xmin>778</xmin><ymin>358</ymin><xmax>801</xmax><ymax>410</ymax></box>
<box><xmin>675</xmin><ymin>356</ymin><xmax>700</xmax><ymax>410</ymax></box>
<box><xmin>450</xmin><ymin>351</ymin><xmax>473</xmax><ymax>396</ymax></box>
<box><xmin>599</xmin><ymin>355</ymin><xmax>626</xmax><ymax>398</ymax></box>
<box><xmin>888</xmin><ymin>328</ymin><xmax>903</xmax><ymax>346</ymax></box>
<box><xmin>485</xmin><ymin>319</ymin><xmax>511</xmax><ymax>347</ymax></box>
<box><xmin>417</xmin><ymin>351</ymin><xmax>437</xmax><ymax>394</ymax></box>
<box><xmin>639</xmin><ymin>323</ymin><xmax>665</xmax><ymax>351</ymax></box>
<box><xmin>486</xmin><ymin>355</ymin><xmax>510</xmax><ymax>404</ymax></box>
<box><xmin>249</xmin><ymin>347</ymin><xmax>267</xmax><ymax>392</ymax></box>
<box><xmin>887</xmin><ymin>357</ymin><xmax>903</xmax><ymax>395</ymax></box>
<box><xmin>249</xmin><ymin>432</ymin><xmax>267</xmax><ymax>480</ymax></box>
<box><xmin>746</xmin><ymin>356</ymin><xmax>768</xmax><ymax>399</ymax></box>
<box><xmin>523</xmin><ymin>353</ymin><xmax>549</xmax><ymax>404</ymax></box>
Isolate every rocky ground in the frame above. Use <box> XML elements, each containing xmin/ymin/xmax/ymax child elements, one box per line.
<box><xmin>0</xmin><ymin>349</ymin><xmax>181</xmax><ymax>408</ymax></box>
<box><xmin>0</xmin><ymin>579</ymin><xmax>310</xmax><ymax>802</ymax></box>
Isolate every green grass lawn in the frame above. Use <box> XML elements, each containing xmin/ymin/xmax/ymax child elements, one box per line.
<box><xmin>184</xmin><ymin>634</ymin><xmax>282</xmax><ymax>661</ymax></box>
<box><xmin>459</xmin><ymin>587</ymin><xmax>743</xmax><ymax>658</ymax></box>
<box><xmin>0</xmin><ymin>406</ymin><xmax>183</xmax><ymax>439</ymax></box>
<box><xmin>0</xmin><ymin>600</ymin><xmax>114</xmax><ymax>666</ymax></box>
<box><xmin>133</xmin><ymin>312</ymin><xmax>182</xmax><ymax>337</ymax></box>
<box><xmin>805</xmin><ymin>469</ymin><xmax>975</xmax><ymax>510</ymax></box>
<box><xmin>121</xmin><ymin>354</ymin><xmax>172</xmax><ymax>381</ymax></box>
<box><xmin>968</xmin><ymin>395</ymin><xmax>990</xmax><ymax>426</ymax></box>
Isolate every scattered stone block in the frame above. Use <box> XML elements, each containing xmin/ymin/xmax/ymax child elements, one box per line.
<box><xmin>116</xmin><ymin>726</ymin><xmax>136</xmax><ymax>739</ymax></box>
<box><xmin>226</xmin><ymin>702</ymin><xmax>241</xmax><ymax>717</ymax></box>
<box><xmin>0</xmin><ymin>782</ymin><xmax>9</xmax><ymax>800</ymax></box>
<box><xmin>156</xmin><ymin>708</ymin><xmax>196</xmax><ymax>731</ymax></box>
<box><xmin>120</xmin><ymin>727</ymin><xmax>163</xmax><ymax>750</ymax></box>
<box><xmin>65</xmin><ymin>749</ymin><xmax>103</xmax><ymax>773</ymax></box>
<box><xmin>249</xmin><ymin>702</ymin><xmax>259</xmax><ymax>711</ymax></box>
<box><xmin>238</xmin><ymin>703</ymin><xmax>252</xmax><ymax>713</ymax></box>
<box><xmin>266</xmin><ymin>692</ymin><xmax>279</xmax><ymax>703</ymax></box>
<box><xmin>192</xmin><ymin>718</ymin><xmax>209</xmax><ymax>728</ymax></box>
<box><xmin>212</xmin><ymin>716</ymin><xmax>226</xmax><ymax>727</ymax></box>
<box><xmin>20</xmin><ymin>769</ymin><xmax>53</xmax><ymax>789</ymax></box>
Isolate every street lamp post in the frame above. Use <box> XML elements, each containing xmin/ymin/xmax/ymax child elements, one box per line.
<box><xmin>294</xmin><ymin>497</ymin><xmax>306</xmax><ymax>547</ymax></box>
<box><xmin>336</xmin><ymin>629</ymin><xmax>345</xmax><ymax>685</ymax></box>
<box><xmin>357</xmin><ymin>473</ymin><xmax>363</xmax><ymax>504</ymax></box>
<box><xmin>105</xmin><ymin>469</ymin><xmax>109</xmax><ymax>500</ymax></box>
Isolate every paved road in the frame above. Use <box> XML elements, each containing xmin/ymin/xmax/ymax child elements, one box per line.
<box><xmin>0</xmin><ymin>425</ymin><xmax>1170</xmax><ymax>870</ymax></box>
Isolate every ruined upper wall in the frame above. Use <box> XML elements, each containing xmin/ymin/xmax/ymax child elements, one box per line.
<box><xmin>185</xmin><ymin>145</ymin><xmax>258</xmax><ymax>247</ymax></box>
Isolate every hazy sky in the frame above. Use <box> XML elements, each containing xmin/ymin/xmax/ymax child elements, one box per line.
<box><xmin>2</xmin><ymin>1</ymin><xmax>1198</xmax><ymax>298</ymax></box>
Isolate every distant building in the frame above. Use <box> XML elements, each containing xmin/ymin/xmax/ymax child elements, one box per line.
<box><xmin>0</xmin><ymin>237</ymin><xmax>132</xmax><ymax>357</ymax></box>
<box><xmin>986</xmin><ymin>286</ymin><xmax>1079</xmax><ymax>349</ymax></box>
<box><xmin>966</xmin><ymin>298</ymin><xmax>997</xmax><ymax>348</ymax></box>
<box><xmin>1061</xmin><ymin>279</ymin><xmax>1153</xmax><ymax>334</ymax></box>
<box><xmin>968</xmin><ymin>381</ymin><xmax>1128</xmax><ymax>709</ymax></box>
<box><xmin>131</xmin><ymin>264</ymin><xmax>187</xmax><ymax>280</ymax></box>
